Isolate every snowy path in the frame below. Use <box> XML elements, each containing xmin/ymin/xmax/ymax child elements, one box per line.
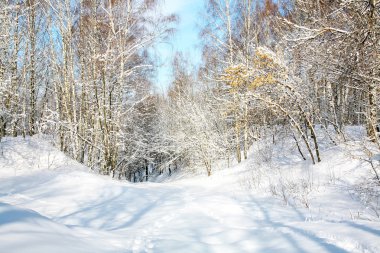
<box><xmin>1</xmin><ymin>169</ymin><xmax>380</xmax><ymax>253</ymax></box>
<box><xmin>1</xmin><ymin>137</ymin><xmax>380</xmax><ymax>252</ymax></box>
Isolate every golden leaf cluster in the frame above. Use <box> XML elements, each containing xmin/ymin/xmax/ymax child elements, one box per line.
<box><xmin>222</xmin><ymin>65</ymin><xmax>248</xmax><ymax>89</ymax></box>
<box><xmin>222</xmin><ymin>49</ymin><xmax>281</xmax><ymax>93</ymax></box>
<box><xmin>254</xmin><ymin>50</ymin><xmax>278</xmax><ymax>70</ymax></box>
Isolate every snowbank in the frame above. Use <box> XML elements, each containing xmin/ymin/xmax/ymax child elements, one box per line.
<box><xmin>0</xmin><ymin>133</ymin><xmax>380</xmax><ymax>252</ymax></box>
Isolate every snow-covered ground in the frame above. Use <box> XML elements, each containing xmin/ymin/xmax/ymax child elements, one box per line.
<box><xmin>1</xmin><ymin>133</ymin><xmax>380</xmax><ymax>253</ymax></box>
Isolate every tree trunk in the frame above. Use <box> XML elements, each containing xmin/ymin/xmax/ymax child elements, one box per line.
<box><xmin>27</xmin><ymin>0</ymin><xmax>37</xmax><ymax>136</ymax></box>
<box><xmin>367</xmin><ymin>82</ymin><xmax>378</xmax><ymax>144</ymax></box>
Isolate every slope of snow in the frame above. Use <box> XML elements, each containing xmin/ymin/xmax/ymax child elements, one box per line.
<box><xmin>0</xmin><ymin>134</ymin><xmax>380</xmax><ymax>253</ymax></box>
<box><xmin>0</xmin><ymin>202</ymin><xmax>102</xmax><ymax>253</ymax></box>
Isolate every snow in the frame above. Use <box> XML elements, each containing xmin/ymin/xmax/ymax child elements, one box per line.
<box><xmin>1</xmin><ymin>133</ymin><xmax>380</xmax><ymax>253</ymax></box>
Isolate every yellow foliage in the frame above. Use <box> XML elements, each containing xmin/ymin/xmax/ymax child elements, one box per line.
<box><xmin>221</xmin><ymin>48</ymin><xmax>283</xmax><ymax>93</ymax></box>
<box><xmin>250</xmin><ymin>73</ymin><xmax>276</xmax><ymax>89</ymax></box>
<box><xmin>254</xmin><ymin>50</ymin><xmax>278</xmax><ymax>70</ymax></box>
<box><xmin>222</xmin><ymin>64</ymin><xmax>248</xmax><ymax>89</ymax></box>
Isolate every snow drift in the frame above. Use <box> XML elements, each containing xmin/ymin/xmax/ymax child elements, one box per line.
<box><xmin>0</xmin><ymin>133</ymin><xmax>380</xmax><ymax>253</ymax></box>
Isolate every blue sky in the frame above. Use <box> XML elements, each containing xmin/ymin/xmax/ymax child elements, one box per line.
<box><xmin>154</xmin><ymin>0</ymin><xmax>205</xmax><ymax>92</ymax></box>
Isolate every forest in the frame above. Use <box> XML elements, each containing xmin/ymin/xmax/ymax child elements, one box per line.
<box><xmin>0</xmin><ymin>0</ymin><xmax>379</xmax><ymax>183</ymax></box>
